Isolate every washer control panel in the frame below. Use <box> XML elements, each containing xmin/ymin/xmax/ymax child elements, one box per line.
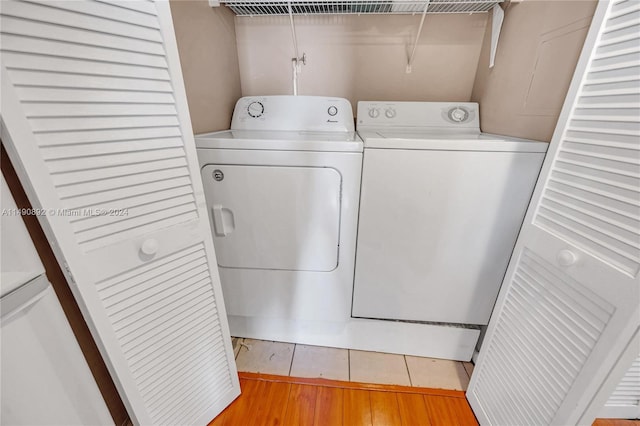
<box><xmin>231</xmin><ymin>96</ymin><xmax>355</xmax><ymax>132</ymax></box>
<box><xmin>357</xmin><ymin>101</ymin><xmax>479</xmax><ymax>129</ymax></box>
<box><xmin>385</xmin><ymin>108</ymin><xmax>396</xmax><ymax>119</ymax></box>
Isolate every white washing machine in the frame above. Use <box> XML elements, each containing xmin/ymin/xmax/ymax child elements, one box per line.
<box><xmin>353</xmin><ymin>101</ymin><xmax>548</xmax><ymax>326</ymax></box>
<box><xmin>195</xmin><ymin>96</ymin><xmax>363</xmax><ymax>344</ymax></box>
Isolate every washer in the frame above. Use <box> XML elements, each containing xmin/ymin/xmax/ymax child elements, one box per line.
<box><xmin>353</xmin><ymin>101</ymin><xmax>548</xmax><ymax>326</ymax></box>
<box><xmin>196</xmin><ymin>96</ymin><xmax>362</xmax><ymax>343</ymax></box>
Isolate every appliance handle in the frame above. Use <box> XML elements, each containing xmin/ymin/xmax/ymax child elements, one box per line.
<box><xmin>212</xmin><ymin>205</ymin><xmax>230</xmax><ymax>237</ymax></box>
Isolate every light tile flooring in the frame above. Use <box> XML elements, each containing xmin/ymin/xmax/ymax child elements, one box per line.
<box><xmin>232</xmin><ymin>338</ymin><xmax>474</xmax><ymax>391</ymax></box>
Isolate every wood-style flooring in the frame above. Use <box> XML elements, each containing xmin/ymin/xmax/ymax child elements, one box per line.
<box><xmin>209</xmin><ymin>372</ymin><xmax>477</xmax><ymax>426</ymax></box>
<box><xmin>209</xmin><ymin>372</ymin><xmax>640</xmax><ymax>426</ymax></box>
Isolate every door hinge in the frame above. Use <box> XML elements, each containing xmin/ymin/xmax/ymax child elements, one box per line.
<box><xmin>63</xmin><ymin>261</ymin><xmax>76</xmax><ymax>285</ymax></box>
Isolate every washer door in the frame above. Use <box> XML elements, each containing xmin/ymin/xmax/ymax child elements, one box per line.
<box><xmin>201</xmin><ymin>164</ymin><xmax>341</xmax><ymax>272</ymax></box>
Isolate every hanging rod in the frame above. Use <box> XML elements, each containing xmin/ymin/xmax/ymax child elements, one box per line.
<box><xmin>219</xmin><ymin>0</ymin><xmax>503</xmax><ymax>16</ymax></box>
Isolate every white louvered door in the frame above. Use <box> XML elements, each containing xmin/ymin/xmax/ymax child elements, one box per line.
<box><xmin>467</xmin><ymin>0</ymin><xmax>640</xmax><ymax>424</ymax></box>
<box><xmin>600</xmin><ymin>354</ymin><xmax>640</xmax><ymax>419</ymax></box>
<box><xmin>0</xmin><ymin>1</ymin><xmax>240</xmax><ymax>424</ymax></box>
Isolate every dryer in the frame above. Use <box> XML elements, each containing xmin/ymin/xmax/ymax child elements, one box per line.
<box><xmin>353</xmin><ymin>101</ymin><xmax>548</xmax><ymax>326</ymax></box>
<box><xmin>196</xmin><ymin>96</ymin><xmax>363</xmax><ymax>343</ymax></box>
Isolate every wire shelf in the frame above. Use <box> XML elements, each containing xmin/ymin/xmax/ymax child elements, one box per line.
<box><xmin>222</xmin><ymin>0</ymin><xmax>503</xmax><ymax>16</ymax></box>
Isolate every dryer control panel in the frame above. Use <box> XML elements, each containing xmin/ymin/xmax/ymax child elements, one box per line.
<box><xmin>231</xmin><ymin>96</ymin><xmax>355</xmax><ymax>132</ymax></box>
<box><xmin>357</xmin><ymin>101</ymin><xmax>479</xmax><ymax>130</ymax></box>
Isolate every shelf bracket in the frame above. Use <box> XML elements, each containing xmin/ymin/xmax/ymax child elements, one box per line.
<box><xmin>489</xmin><ymin>4</ymin><xmax>504</xmax><ymax>68</ymax></box>
<box><xmin>406</xmin><ymin>1</ymin><xmax>430</xmax><ymax>74</ymax></box>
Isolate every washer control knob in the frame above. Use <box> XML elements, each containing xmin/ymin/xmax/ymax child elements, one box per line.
<box><xmin>247</xmin><ymin>101</ymin><xmax>264</xmax><ymax>118</ymax></box>
<box><xmin>328</xmin><ymin>105</ymin><xmax>338</xmax><ymax>116</ymax></box>
<box><xmin>448</xmin><ymin>107</ymin><xmax>469</xmax><ymax>123</ymax></box>
<box><xmin>368</xmin><ymin>108</ymin><xmax>380</xmax><ymax>118</ymax></box>
<box><xmin>385</xmin><ymin>108</ymin><xmax>396</xmax><ymax>119</ymax></box>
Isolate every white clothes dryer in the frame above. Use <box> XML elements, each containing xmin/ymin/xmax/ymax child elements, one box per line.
<box><xmin>196</xmin><ymin>96</ymin><xmax>363</xmax><ymax>344</ymax></box>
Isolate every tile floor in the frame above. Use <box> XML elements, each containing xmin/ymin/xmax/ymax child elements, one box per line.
<box><xmin>232</xmin><ymin>338</ymin><xmax>474</xmax><ymax>391</ymax></box>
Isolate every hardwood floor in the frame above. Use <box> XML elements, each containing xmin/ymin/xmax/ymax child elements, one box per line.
<box><xmin>209</xmin><ymin>372</ymin><xmax>640</xmax><ymax>426</ymax></box>
<box><xmin>209</xmin><ymin>372</ymin><xmax>478</xmax><ymax>425</ymax></box>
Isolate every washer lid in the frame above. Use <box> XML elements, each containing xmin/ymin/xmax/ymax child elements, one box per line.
<box><xmin>195</xmin><ymin>130</ymin><xmax>363</xmax><ymax>152</ymax></box>
<box><xmin>358</xmin><ymin>129</ymin><xmax>548</xmax><ymax>152</ymax></box>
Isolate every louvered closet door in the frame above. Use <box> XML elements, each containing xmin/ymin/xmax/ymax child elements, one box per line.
<box><xmin>0</xmin><ymin>1</ymin><xmax>240</xmax><ymax>424</ymax></box>
<box><xmin>467</xmin><ymin>0</ymin><xmax>640</xmax><ymax>424</ymax></box>
<box><xmin>600</xmin><ymin>354</ymin><xmax>640</xmax><ymax>419</ymax></box>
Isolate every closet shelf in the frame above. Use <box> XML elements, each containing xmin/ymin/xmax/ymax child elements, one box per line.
<box><xmin>220</xmin><ymin>0</ymin><xmax>503</xmax><ymax>16</ymax></box>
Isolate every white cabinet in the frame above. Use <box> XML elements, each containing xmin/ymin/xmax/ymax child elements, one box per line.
<box><xmin>1</xmin><ymin>176</ymin><xmax>113</xmax><ymax>426</ymax></box>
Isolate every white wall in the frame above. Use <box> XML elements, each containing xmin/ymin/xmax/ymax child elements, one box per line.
<box><xmin>472</xmin><ymin>0</ymin><xmax>598</xmax><ymax>142</ymax></box>
<box><xmin>171</xmin><ymin>1</ymin><xmax>596</xmax><ymax>140</ymax></box>
<box><xmin>170</xmin><ymin>1</ymin><xmax>242</xmax><ymax>133</ymax></box>
<box><xmin>235</xmin><ymin>13</ymin><xmax>488</xmax><ymax>109</ymax></box>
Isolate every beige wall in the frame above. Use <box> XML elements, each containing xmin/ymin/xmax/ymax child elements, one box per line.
<box><xmin>235</xmin><ymin>14</ymin><xmax>488</xmax><ymax>110</ymax></box>
<box><xmin>170</xmin><ymin>1</ymin><xmax>241</xmax><ymax>133</ymax></box>
<box><xmin>472</xmin><ymin>0</ymin><xmax>598</xmax><ymax>142</ymax></box>
<box><xmin>170</xmin><ymin>1</ymin><xmax>596</xmax><ymax>138</ymax></box>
